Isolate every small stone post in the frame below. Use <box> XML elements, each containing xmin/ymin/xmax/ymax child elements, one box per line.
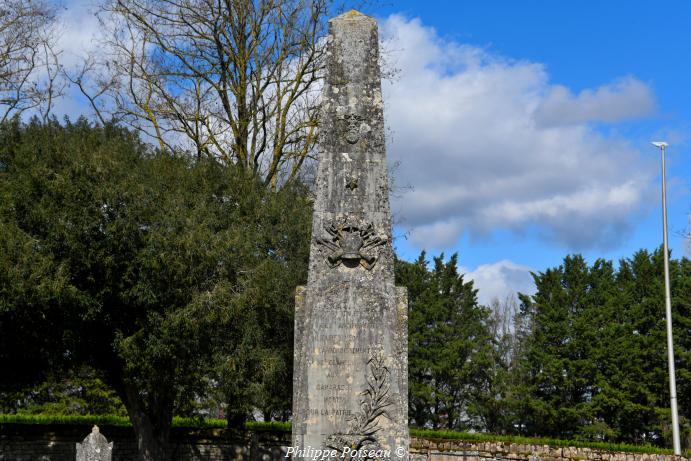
<box><xmin>76</xmin><ymin>425</ymin><xmax>113</xmax><ymax>461</ymax></box>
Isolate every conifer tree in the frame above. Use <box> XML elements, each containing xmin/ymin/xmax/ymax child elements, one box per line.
<box><xmin>396</xmin><ymin>253</ymin><xmax>494</xmax><ymax>430</ymax></box>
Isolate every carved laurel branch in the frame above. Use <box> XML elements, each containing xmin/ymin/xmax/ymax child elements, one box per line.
<box><xmin>325</xmin><ymin>353</ymin><xmax>393</xmax><ymax>459</ymax></box>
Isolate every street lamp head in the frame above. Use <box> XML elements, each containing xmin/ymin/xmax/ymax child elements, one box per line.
<box><xmin>652</xmin><ymin>141</ymin><xmax>668</xmax><ymax>148</ymax></box>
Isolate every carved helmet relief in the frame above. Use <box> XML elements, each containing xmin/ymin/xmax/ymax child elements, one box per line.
<box><xmin>316</xmin><ymin>219</ymin><xmax>387</xmax><ymax>270</ymax></box>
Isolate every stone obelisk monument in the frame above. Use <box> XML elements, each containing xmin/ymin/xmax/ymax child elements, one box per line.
<box><xmin>292</xmin><ymin>10</ymin><xmax>408</xmax><ymax>461</ymax></box>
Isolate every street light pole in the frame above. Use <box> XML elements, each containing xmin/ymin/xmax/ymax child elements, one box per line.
<box><xmin>651</xmin><ymin>141</ymin><xmax>681</xmax><ymax>455</ymax></box>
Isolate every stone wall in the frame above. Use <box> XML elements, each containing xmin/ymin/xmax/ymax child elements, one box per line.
<box><xmin>0</xmin><ymin>424</ymin><xmax>286</xmax><ymax>461</ymax></box>
<box><xmin>1</xmin><ymin>425</ymin><xmax>688</xmax><ymax>461</ymax></box>
<box><xmin>409</xmin><ymin>438</ymin><xmax>688</xmax><ymax>461</ymax></box>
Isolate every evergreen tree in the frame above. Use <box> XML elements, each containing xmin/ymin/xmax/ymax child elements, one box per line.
<box><xmin>395</xmin><ymin>252</ymin><xmax>494</xmax><ymax>430</ymax></box>
<box><xmin>0</xmin><ymin>118</ymin><xmax>310</xmax><ymax>460</ymax></box>
<box><xmin>515</xmin><ymin>250</ymin><xmax>690</xmax><ymax>446</ymax></box>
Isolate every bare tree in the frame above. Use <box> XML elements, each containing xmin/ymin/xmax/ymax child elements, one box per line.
<box><xmin>0</xmin><ymin>0</ymin><xmax>64</xmax><ymax>122</ymax></box>
<box><xmin>75</xmin><ymin>0</ymin><xmax>328</xmax><ymax>189</ymax></box>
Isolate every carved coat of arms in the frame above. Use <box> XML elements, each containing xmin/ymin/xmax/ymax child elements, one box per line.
<box><xmin>339</xmin><ymin>113</ymin><xmax>365</xmax><ymax>144</ymax></box>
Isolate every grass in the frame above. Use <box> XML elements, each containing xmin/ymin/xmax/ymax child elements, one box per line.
<box><xmin>0</xmin><ymin>414</ymin><xmax>686</xmax><ymax>456</ymax></box>
<box><xmin>0</xmin><ymin>414</ymin><xmax>132</xmax><ymax>427</ymax></box>
<box><xmin>245</xmin><ymin>420</ymin><xmax>291</xmax><ymax>432</ymax></box>
<box><xmin>0</xmin><ymin>414</ymin><xmax>287</xmax><ymax>432</ymax></box>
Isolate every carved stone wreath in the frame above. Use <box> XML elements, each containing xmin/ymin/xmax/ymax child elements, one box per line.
<box><xmin>316</xmin><ymin>220</ymin><xmax>387</xmax><ymax>270</ymax></box>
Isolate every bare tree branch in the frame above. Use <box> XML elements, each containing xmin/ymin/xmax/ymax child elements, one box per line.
<box><xmin>75</xmin><ymin>0</ymin><xmax>329</xmax><ymax>187</ymax></box>
<box><xmin>0</xmin><ymin>0</ymin><xmax>64</xmax><ymax>122</ymax></box>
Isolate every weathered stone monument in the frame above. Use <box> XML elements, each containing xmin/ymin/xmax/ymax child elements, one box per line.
<box><xmin>76</xmin><ymin>425</ymin><xmax>113</xmax><ymax>461</ymax></box>
<box><xmin>292</xmin><ymin>10</ymin><xmax>408</xmax><ymax>461</ymax></box>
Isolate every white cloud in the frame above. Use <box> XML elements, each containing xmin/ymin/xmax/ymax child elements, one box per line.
<box><xmin>462</xmin><ymin>260</ymin><xmax>536</xmax><ymax>307</ymax></box>
<box><xmin>381</xmin><ymin>15</ymin><xmax>657</xmax><ymax>251</ymax></box>
<box><xmin>58</xmin><ymin>0</ymin><xmax>102</xmax><ymax>68</ymax></box>
<box><xmin>34</xmin><ymin>0</ymin><xmax>104</xmax><ymax>120</ymax></box>
<box><xmin>534</xmin><ymin>77</ymin><xmax>656</xmax><ymax>127</ymax></box>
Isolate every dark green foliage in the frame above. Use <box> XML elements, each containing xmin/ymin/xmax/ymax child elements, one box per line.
<box><xmin>0</xmin><ymin>118</ymin><xmax>310</xmax><ymax>459</ymax></box>
<box><xmin>516</xmin><ymin>250</ymin><xmax>691</xmax><ymax>446</ymax></box>
<box><xmin>2</xmin><ymin>117</ymin><xmax>689</xmax><ymax>453</ymax></box>
<box><xmin>395</xmin><ymin>249</ymin><xmax>689</xmax><ymax>448</ymax></box>
<box><xmin>1</xmin><ymin>367</ymin><xmax>127</xmax><ymax>416</ymax></box>
<box><xmin>395</xmin><ymin>252</ymin><xmax>495</xmax><ymax>430</ymax></box>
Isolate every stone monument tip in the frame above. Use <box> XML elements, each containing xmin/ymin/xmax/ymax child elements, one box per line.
<box><xmin>331</xmin><ymin>9</ymin><xmax>374</xmax><ymax>22</ymax></box>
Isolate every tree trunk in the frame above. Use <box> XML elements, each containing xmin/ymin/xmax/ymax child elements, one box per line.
<box><xmin>121</xmin><ymin>379</ymin><xmax>171</xmax><ymax>461</ymax></box>
<box><xmin>226</xmin><ymin>407</ymin><xmax>248</xmax><ymax>429</ymax></box>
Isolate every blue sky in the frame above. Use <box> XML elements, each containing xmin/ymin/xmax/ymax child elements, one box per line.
<box><xmin>363</xmin><ymin>1</ymin><xmax>691</xmax><ymax>304</ymax></box>
<box><xmin>54</xmin><ymin>0</ymin><xmax>690</xmax><ymax>304</ymax></box>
